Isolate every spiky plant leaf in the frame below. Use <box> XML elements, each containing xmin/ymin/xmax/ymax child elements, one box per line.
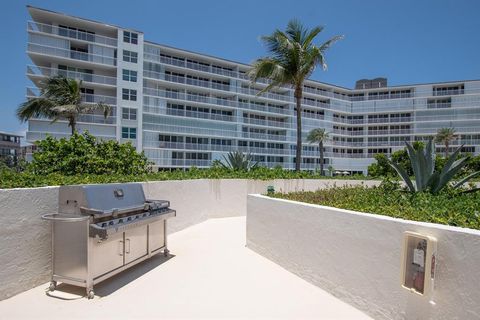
<box><xmin>453</xmin><ymin>171</ymin><xmax>480</xmax><ymax>189</ymax></box>
<box><xmin>387</xmin><ymin>158</ymin><xmax>416</xmax><ymax>192</ymax></box>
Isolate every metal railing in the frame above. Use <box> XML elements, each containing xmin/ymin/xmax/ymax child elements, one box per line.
<box><xmin>433</xmin><ymin>89</ymin><xmax>464</xmax><ymax>96</ymax></box>
<box><xmin>237</xmin><ymin>87</ymin><xmax>292</xmax><ymax>102</ymax></box>
<box><xmin>143</xmin><ymin>87</ymin><xmax>237</xmax><ymax>107</ymax></box>
<box><xmin>28</xmin><ymin>21</ymin><xmax>118</xmax><ymax>47</ymax></box>
<box><xmin>241</xmin><ymin>132</ymin><xmax>287</xmax><ymax>141</ymax></box>
<box><xmin>242</xmin><ymin>117</ymin><xmax>290</xmax><ymax>128</ymax></box>
<box><xmin>238</xmin><ymin>102</ymin><xmax>290</xmax><ymax>115</ymax></box>
<box><xmin>27</xmin><ymin>87</ymin><xmax>116</xmax><ymax>105</ymax></box>
<box><xmin>27</xmin><ymin>65</ymin><xmax>116</xmax><ymax>86</ymax></box>
<box><xmin>27</xmin><ymin>43</ymin><xmax>116</xmax><ymax>66</ymax></box>
<box><xmin>332</xmin><ymin>130</ymin><xmax>365</xmax><ymax>136</ymax></box>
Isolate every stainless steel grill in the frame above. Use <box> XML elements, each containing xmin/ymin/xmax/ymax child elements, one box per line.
<box><xmin>42</xmin><ymin>183</ymin><xmax>176</xmax><ymax>299</ymax></box>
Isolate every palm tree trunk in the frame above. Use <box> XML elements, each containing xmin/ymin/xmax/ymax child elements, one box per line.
<box><xmin>295</xmin><ymin>86</ymin><xmax>303</xmax><ymax>172</ymax></box>
<box><xmin>319</xmin><ymin>141</ymin><xmax>324</xmax><ymax>176</ymax></box>
<box><xmin>445</xmin><ymin>141</ymin><xmax>449</xmax><ymax>158</ymax></box>
<box><xmin>69</xmin><ymin>118</ymin><xmax>76</xmax><ymax>135</ymax></box>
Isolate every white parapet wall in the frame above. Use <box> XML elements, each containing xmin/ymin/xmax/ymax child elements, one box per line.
<box><xmin>0</xmin><ymin>179</ymin><xmax>377</xmax><ymax>300</ymax></box>
<box><xmin>246</xmin><ymin>195</ymin><xmax>480</xmax><ymax>320</ymax></box>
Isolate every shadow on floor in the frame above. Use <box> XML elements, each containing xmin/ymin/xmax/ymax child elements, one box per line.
<box><xmin>46</xmin><ymin>253</ymin><xmax>175</xmax><ymax>299</ymax></box>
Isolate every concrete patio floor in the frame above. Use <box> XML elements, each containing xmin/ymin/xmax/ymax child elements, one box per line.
<box><xmin>0</xmin><ymin>217</ymin><xmax>371</xmax><ymax>319</ymax></box>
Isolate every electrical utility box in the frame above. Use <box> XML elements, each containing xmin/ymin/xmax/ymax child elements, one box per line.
<box><xmin>400</xmin><ymin>231</ymin><xmax>437</xmax><ymax>297</ymax></box>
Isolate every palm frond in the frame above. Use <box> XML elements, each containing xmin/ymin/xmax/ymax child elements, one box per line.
<box><xmin>17</xmin><ymin>98</ymin><xmax>57</xmax><ymax>122</ymax></box>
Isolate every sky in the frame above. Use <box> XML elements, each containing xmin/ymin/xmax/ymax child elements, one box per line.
<box><xmin>1</xmin><ymin>0</ymin><xmax>479</xmax><ymax>137</ymax></box>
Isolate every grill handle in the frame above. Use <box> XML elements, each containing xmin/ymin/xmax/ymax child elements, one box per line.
<box><xmin>118</xmin><ymin>240</ymin><xmax>124</xmax><ymax>256</ymax></box>
<box><xmin>126</xmin><ymin>239</ymin><xmax>131</xmax><ymax>254</ymax></box>
<box><xmin>41</xmin><ymin>213</ymin><xmax>90</xmax><ymax>222</ymax></box>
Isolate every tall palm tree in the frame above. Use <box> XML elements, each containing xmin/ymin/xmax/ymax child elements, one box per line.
<box><xmin>435</xmin><ymin>127</ymin><xmax>457</xmax><ymax>157</ymax></box>
<box><xmin>248</xmin><ymin>19</ymin><xmax>343</xmax><ymax>171</ymax></box>
<box><xmin>17</xmin><ymin>76</ymin><xmax>111</xmax><ymax>135</ymax></box>
<box><xmin>307</xmin><ymin>128</ymin><xmax>329</xmax><ymax>175</ymax></box>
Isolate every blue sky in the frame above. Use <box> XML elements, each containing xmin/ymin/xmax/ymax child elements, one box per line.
<box><xmin>1</xmin><ymin>0</ymin><xmax>479</xmax><ymax>137</ymax></box>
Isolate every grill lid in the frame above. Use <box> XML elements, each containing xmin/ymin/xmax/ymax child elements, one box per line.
<box><xmin>82</xmin><ymin>183</ymin><xmax>146</xmax><ymax>211</ymax></box>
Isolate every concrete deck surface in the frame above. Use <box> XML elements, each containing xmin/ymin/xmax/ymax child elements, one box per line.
<box><xmin>0</xmin><ymin>217</ymin><xmax>371</xmax><ymax>319</ymax></box>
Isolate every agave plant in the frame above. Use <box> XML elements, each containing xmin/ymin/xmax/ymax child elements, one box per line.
<box><xmin>219</xmin><ymin>151</ymin><xmax>258</xmax><ymax>171</ymax></box>
<box><xmin>388</xmin><ymin>139</ymin><xmax>480</xmax><ymax>193</ymax></box>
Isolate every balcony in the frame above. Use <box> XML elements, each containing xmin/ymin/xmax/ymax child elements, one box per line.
<box><xmin>332</xmin><ymin>130</ymin><xmax>365</xmax><ymax>136</ymax></box>
<box><xmin>27</xmin><ymin>87</ymin><xmax>116</xmax><ymax>106</ymax></box>
<box><xmin>27</xmin><ymin>65</ymin><xmax>116</xmax><ymax>86</ymax></box>
<box><xmin>28</xmin><ymin>21</ymin><xmax>118</xmax><ymax>47</ymax></box>
<box><xmin>238</xmin><ymin>87</ymin><xmax>292</xmax><ymax>102</ymax></box>
<box><xmin>302</xmin><ymin>99</ymin><xmax>330</xmax><ymax>108</ymax></box>
<box><xmin>242</xmin><ymin>117</ymin><xmax>290</xmax><ymax>129</ymax></box>
<box><xmin>238</xmin><ymin>102</ymin><xmax>290</xmax><ymax>115</ymax></box>
<box><xmin>433</xmin><ymin>89</ymin><xmax>464</xmax><ymax>96</ymax></box>
<box><xmin>146</xmin><ymin>72</ymin><xmax>232</xmax><ymax>92</ymax></box>
<box><xmin>158</xmin><ymin>108</ymin><xmax>235</xmax><ymax>122</ymax></box>
<box><xmin>143</xmin><ymin>87</ymin><xmax>236</xmax><ymax>108</ymax></box>
<box><xmin>241</xmin><ymin>132</ymin><xmax>287</xmax><ymax>141</ymax></box>
<box><xmin>27</xmin><ymin>43</ymin><xmax>117</xmax><ymax>66</ymax></box>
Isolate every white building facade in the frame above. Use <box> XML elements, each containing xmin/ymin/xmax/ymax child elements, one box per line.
<box><xmin>25</xmin><ymin>6</ymin><xmax>480</xmax><ymax>174</ymax></box>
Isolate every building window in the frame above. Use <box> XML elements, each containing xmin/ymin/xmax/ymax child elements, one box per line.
<box><xmin>123</xmin><ymin>50</ymin><xmax>138</xmax><ymax>63</ymax></box>
<box><xmin>122</xmin><ymin>69</ymin><xmax>137</xmax><ymax>82</ymax></box>
<box><xmin>122</xmin><ymin>108</ymin><xmax>137</xmax><ymax>120</ymax></box>
<box><xmin>122</xmin><ymin>88</ymin><xmax>137</xmax><ymax>101</ymax></box>
<box><xmin>123</xmin><ymin>31</ymin><xmax>138</xmax><ymax>44</ymax></box>
<box><xmin>121</xmin><ymin>127</ymin><xmax>137</xmax><ymax>139</ymax></box>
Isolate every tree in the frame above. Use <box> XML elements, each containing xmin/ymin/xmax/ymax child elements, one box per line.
<box><xmin>17</xmin><ymin>76</ymin><xmax>111</xmax><ymax>135</ymax></box>
<box><xmin>435</xmin><ymin>127</ymin><xmax>457</xmax><ymax>158</ymax></box>
<box><xmin>306</xmin><ymin>128</ymin><xmax>329</xmax><ymax>175</ymax></box>
<box><xmin>248</xmin><ymin>20</ymin><xmax>343</xmax><ymax>171</ymax></box>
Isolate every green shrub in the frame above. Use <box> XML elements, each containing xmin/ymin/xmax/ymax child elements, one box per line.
<box><xmin>28</xmin><ymin>132</ymin><xmax>151</xmax><ymax>175</ymax></box>
<box><xmin>0</xmin><ymin>165</ymin><xmax>371</xmax><ymax>189</ymax></box>
<box><xmin>368</xmin><ymin>142</ymin><xmax>479</xmax><ymax>178</ymax></box>
<box><xmin>367</xmin><ymin>141</ymin><xmax>424</xmax><ymax>177</ymax></box>
<box><xmin>271</xmin><ymin>181</ymin><xmax>480</xmax><ymax>230</ymax></box>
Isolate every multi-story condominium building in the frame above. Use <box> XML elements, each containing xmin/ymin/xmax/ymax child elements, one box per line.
<box><xmin>25</xmin><ymin>6</ymin><xmax>480</xmax><ymax>174</ymax></box>
<box><xmin>0</xmin><ymin>131</ymin><xmax>22</xmax><ymax>165</ymax></box>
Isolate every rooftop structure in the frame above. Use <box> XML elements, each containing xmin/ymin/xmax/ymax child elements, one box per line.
<box><xmin>25</xmin><ymin>6</ymin><xmax>480</xmax><ymax>173</ymax></box>
<box><xmin>0</xmin><ymin>131</ymin><xmax>22</xmax><ymax>165</ymax></box>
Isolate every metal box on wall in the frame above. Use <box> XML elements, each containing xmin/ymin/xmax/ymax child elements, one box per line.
<box><xmin>400</xmin><ymin>231</ymin><xmax>437</xmax><ymax>297</ymax></box>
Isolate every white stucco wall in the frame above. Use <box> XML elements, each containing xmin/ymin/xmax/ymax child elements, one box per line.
<box><xmin>246</xmin><ymin>195</ymin><xmax>480</xmax><ymax>320</ymax></box>
<box><xmin>0</xmin><ymin>179</ymin><xmax>377</xmax><ymax>300</ymax></box>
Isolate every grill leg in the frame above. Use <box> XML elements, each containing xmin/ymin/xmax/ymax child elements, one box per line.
<box><xmin>49</xmin><ymin>281</ymin><xmax>57</xmax><ymax>292</ymax></box>
<box><xmin>87</xmin><ymin>288</ymin><xmax>95</xmax><ymax>299</ymax></box>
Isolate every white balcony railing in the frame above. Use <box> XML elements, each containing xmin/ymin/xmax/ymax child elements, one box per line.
<box><xmin>242</xmin><ymin>117</ymin><xmax>290</xmax><ymax>129</ymax></box>
<box><xmin>27</xmin><ymin>65</ymin><xmax>117</xmax><ymax>86</ymax></box>
<box><xmin>27</xmin><ymin>43</ymin><xmax>117</xmax><ymax>66</ymax></box>
<box><xmin>27</xmin><ymin>87</ymin><xmax>116</xmax><ymax>105</ymax></box>
<box><xmin>28</xmin><ymin>21</ymin><xmax>118</xmax><ymax>47</ymax></box>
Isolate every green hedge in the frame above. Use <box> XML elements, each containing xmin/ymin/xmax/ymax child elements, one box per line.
<box><xmin>271</xmin><ymin>181</ymin><xmax>480</xmax><ymax>230</ymax></box>
<box><xmin>0</xmin><ymin>166</ymin><xmax>370</xmax><ymax>189</ymax></box>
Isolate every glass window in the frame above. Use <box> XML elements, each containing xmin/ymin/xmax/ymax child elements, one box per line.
<box><xmin>122</xmin><ymin>88</ymin><xmax>137</xmax><ymax>101</ymax></box>
<box><xmin>121</xmin><ymin>127</ymin><xmax>137</xmax><ymax>139</ymax></box>
<box><xmin>122</xmin><ymin>108</ymin><xmax>137</xmax><ymax>120</ymax></box>
<box><xmin>122</xmin><ymin>69</ymin><xmax>137</xmax><ymax>82</ymax></box>
<box><xmin>123</xmin><ymin>50</ymin><xmax>138</xmax><ymax>63</ymax></box>
<box><xmin>123</xmin><ymin>31</ymin><xmax>138</xmax><ymax>44</ymax></box>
